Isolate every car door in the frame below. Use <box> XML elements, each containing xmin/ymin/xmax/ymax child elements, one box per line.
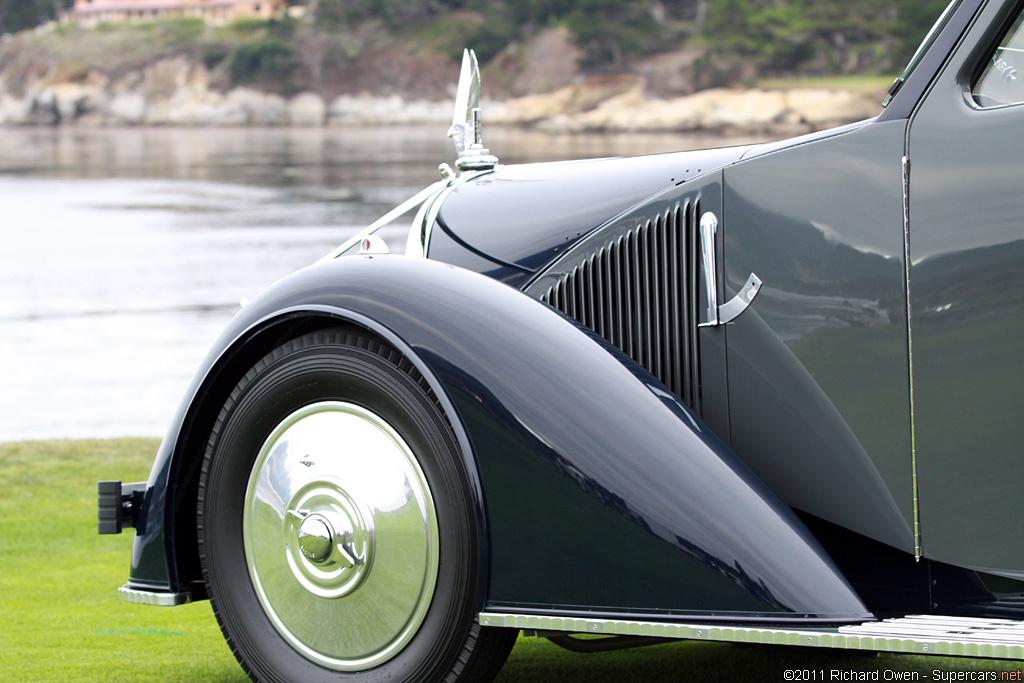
<box><xmin>721</xmin><ymin>117</ymin><xmax>917</xmax><ymax>556</ymax></box>
<box><xmin>908</xmin><ymin>0</ymin><xmax>1024</xmax><ymax>576</ymax></box>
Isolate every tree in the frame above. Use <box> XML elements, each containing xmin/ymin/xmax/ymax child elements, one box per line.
<box><xmin>701</xmin><ymin>0</ymin><xmax>938</xmax><ymax>76</ymax></box>
<box><xmin>892</xmin><ymin>0</ymin><xmax>951</xmax><ymax>68</ymax></box>
<box><xmin>565</xmin><ymin>0</ymin><xmax>669</xmax><ymax>70</ymax></box>
<box><xmin>0</xmin><ymin>0</ymin><xmax>71</xmax><ymax>34</ymax></box>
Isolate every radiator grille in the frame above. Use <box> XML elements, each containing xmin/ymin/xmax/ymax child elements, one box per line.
<box><xmin>539</xmin><ymin>201</ymin><xmax>701</xmax><ymax>410</ymax></box>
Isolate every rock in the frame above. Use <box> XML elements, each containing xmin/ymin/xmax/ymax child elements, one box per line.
<box><xmin>288</xmin><ymin>92</ymin><xmax>326</xmax><ymax>126</ymax></box>
<box><xmin>327</xmin><ymin>93</ymin><xmax>450</xmax><ymax>125</ymax></box>
<box><xmin>697</xmin><ymin>89</ymin><xmax>789</xmax><ymax>129</ymax></box>
<box><xmin>49</xmin><ymin>82</ymin><xmax>108</xmax><ymax>123</ymax></box>
<box><xmin>225</xmin><ymin>88</ymin><xmax>289</xmax><ymax>125</ymax></box>
<box><xmin>490</xmin><ymin>74</ymin><xmax>644</xmax><ymax>124</ymax></box>
<box><xmin>488</xmin><ymin>26</ymin><xmax>583</xmax><ymax>97</ymax></box>
<box><xmin>635</xmin><ymin>49</ymin><xmax>704</xmax><ymax>97</ymax></box>
<box><xmin>530</xmin><ymin>86</ymin><xmax>882</xmax><ymax>134</ymax></box>
<box><xmin>783</xmin><ymin>88</ymin><xmax>881</xmax><ymax>127</ymax></box>
<box><xmin>0</xmin><ymin>80</ymin><xmax>33</xmax><ymax>124</ymax></box>
<box><xmin>108</xmin><ymin>92</ymin><xmax>147</xmax><ymax>124</ymax></box>
<box><xmin>143</xmin><ymin>57</ymin><xmax>190</xmax><ymax>101</ymax></box>
<box><xmin>0</xmin><ymin>39</ymin><xmax>885</xmax><ymax>134</ymax></box>
<box><xmin>26</xmin><ymin>88</ymin><xmax>59</xmax><ymax>125</ymax></box>
<box><xmin>489</xmin><ymin>87</ymin><xmax>577</xmax><ymax>124</ymax></box>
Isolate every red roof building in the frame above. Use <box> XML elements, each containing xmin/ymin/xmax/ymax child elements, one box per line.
<box><xmin>70</xmin><ymin>0</ymin><xmax>287</xmax><ymax>26</ymax></box>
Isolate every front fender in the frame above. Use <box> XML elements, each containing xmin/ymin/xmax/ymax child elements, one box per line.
<box><xmin>129</xmin><ymin>255</ymin><xmax>869</xmax><ymax>621</ymax></box>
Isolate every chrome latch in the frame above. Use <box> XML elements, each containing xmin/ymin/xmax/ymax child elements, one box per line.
<box><xmin>697</xmin><ymin>211</ymin><xmax>761</xmax><ymax>327</ymax></box>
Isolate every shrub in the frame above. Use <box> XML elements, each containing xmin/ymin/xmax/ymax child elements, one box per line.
<box><xmin>200</xmin><ymin>41</ymin><xmax>231</xmax><ymax>70</ymax></box>
<box><xmin>228</xmin><ymin>37</ymin><xmax>300</xmax><ymax>84</ymax></box>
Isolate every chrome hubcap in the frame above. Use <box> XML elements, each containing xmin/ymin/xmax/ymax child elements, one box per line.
<box><xmin>243</xmin><ymin>401</ymin><xmax>439</xmax><ymax>671</ymax></box>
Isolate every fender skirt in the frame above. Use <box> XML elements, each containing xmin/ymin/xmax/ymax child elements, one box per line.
<box><xmin>128</xmin><ymin>255</ymin><xmax>870</xmax><ymax>623</ymax></box>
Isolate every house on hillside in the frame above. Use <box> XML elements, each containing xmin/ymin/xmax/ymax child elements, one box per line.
<box><xmin>69</xmin><ymin>0</ymin><xmax>287</xmax><ymax>27</ymax></box>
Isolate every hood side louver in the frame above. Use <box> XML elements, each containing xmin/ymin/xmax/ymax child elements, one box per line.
<box><xmin>537</xmin><ymin>200</ymin><xmax>702</xmax><ymax>413</ymax></box>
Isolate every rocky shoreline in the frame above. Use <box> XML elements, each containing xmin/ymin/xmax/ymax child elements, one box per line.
<box><xmin>0</xmin><ymin>56</ymin><xmax>886</xmax><ymax>135</ymax></box>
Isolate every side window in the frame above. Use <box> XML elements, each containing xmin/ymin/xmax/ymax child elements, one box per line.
<box><xmin>973</xmin><ymin>9</ymin><xmax>1024</xmax><ymax>107</ymax></box>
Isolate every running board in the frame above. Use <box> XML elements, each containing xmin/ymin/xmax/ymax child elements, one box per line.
<box><xmin>478</xmin><ymin>612</ymin><xmax>1024</xmax><ymax>660</ymax></box>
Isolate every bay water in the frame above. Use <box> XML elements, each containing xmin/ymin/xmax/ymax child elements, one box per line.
<box><xmin>0</xmin><ymin>126</ymin><xmax>759</xmax><ymax>441</ymax></box>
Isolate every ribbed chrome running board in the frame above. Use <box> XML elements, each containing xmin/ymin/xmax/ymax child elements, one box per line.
<box><xmin>118</xmin><ymin>584</ymin><xmax>192</xmax><ymax>606</ymax></box>
<box><xmin>478</xmin><ymin>612</ymin><xmax>1024</xmax><ymax>660</ymax></box>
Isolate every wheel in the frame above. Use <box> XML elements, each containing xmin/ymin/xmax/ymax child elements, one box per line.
<box><xmin>198</xmin><ymin>328</ymin><xmax>516</xmax><ymax>683</ymax></box>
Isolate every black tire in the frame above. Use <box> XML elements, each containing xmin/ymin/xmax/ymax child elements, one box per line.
<box><xmin>198</xmin><ymin>328</ymin><xmax>516</xmax><ymax>683</ymax></box>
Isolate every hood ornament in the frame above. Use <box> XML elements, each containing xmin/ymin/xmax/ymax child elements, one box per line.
<box><xmin>448</xmin><ymin>49</ymin><xmax>499</xmax><ymax>171</ymax></box>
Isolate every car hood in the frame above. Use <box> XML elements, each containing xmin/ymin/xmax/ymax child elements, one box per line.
<box><xmin>433</xmin><ymin>145</ymin><xmax>753</xmax><ymax>274</ymax></box>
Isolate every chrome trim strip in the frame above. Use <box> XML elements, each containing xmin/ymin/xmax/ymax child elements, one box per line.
<box><xmin>320</xmin><ymin>180</ymin><xmax>447</xmax><ymax>262</ymax></box>
<box><xmin>404</xmin><ymin>191</ymin><xmax>435</xmax><ymax>259</ymax></box>
<box><xmin>420</xmin><ymin>183</ymin><xmax>458</xmax><ymax>257</ymax></box>
<box><xmin>420</xmin><ymin>169</ymin><xmax>491</xmax><ymax>257</ymax></box>
<box><xmin>478</xmin><ymin>612</ymin><xmax>1024</xmax><ymax>659</ymax></box>
<box><xmin>118</xmin><ymin>585</ymin><xmax>192</xmax><ymax>607</ymax></box>
<box><xmin>902</xmin><ymin>153</ymin><xmax>921</xmax><ymax>562</ymax></box>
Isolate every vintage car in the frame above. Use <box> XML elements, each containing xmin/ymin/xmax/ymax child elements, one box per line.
<box><xmin>98</xmin><ymin>0</ymin><xmax>1024</xmax><ymax>680</ymax></box>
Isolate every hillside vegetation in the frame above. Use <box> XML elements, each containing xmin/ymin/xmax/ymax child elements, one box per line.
<box><xmin>2</xmin><ymin>0</ymin><xmax>950</xmax><ymax>94</ymax></box>
<box><xmin>0</xmin><ymin>1</ymin><xmax>949</xmax><ymax>130</ymax></box>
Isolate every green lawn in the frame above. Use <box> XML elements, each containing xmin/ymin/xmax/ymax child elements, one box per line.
<box><xmin>1</xmin><ymin>438</ymin><xmax>1020</xmax><ymax>682</ymax></box>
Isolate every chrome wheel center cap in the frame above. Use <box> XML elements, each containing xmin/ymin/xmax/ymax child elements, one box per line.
<box><xmin>282</xmin><ymin>480</ymin><xmax>374</xmax><ymax>600</ymax></box>
<box><xmin>297</xmin><ymin>515</ymin><xmax>334</xmax><ymax>564</ymax></box>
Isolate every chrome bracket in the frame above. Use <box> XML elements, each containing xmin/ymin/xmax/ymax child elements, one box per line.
<box><xmin>718</xmin><ymin>273</ymin><xmax>763</xmax><ymax>324</ymax></box>
<box><xmin>697</xmin><ymin>211</ymin><xmax>761</xmax><ymax>327</ymax></box>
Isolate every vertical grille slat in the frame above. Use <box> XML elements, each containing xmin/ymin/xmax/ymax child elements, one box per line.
<box><xmin>577</xmin><ymin>260</ymin><xmax>589</xmax><ymax>330</ymax></box>
<box><xmin>567</xmin><ymin>269</ymin><xmax>577</xmax><ymax>321</ymax></box>
<box><xmin>632</xmin><ymin>230</ymin><xmax>645</xmax><ymax>367</ymax></box>
<box><xmin>637</xmin><ymin>224</ymin><xmax>648</xmax><ymax>371</ymax></box>
<box><xmin>649</xmin><ymin>218</ymin><xmax>663</xmax><ymax>384</ymax></box>
<box><xmin>623</xmin><ymin>232</ymin><xmax>636</xmax><ymax>360</ymax></box>
<box><xmin>610</xmin><ymin>237</ymin><xmax>623</xmax><ymax>350</ymax></box>
<box><xmin>539</xmin><ymin>202</ymin><xmax>701</xmax><ymax>411</ymax></box>
<box><xmin>658</xmin><ymin>211</ymin><xmax>673</xmax><ymax>398</ymax></box>
<box><xmin>688</xmin><ymin>200</ymin><xmax>702</xmax><ymax>414</ymax></box>
<box><xmin>589</xmin><ymin>254</ymin><xmax>598</xmax><ymax>335</ymax></box>
<box><xmin>669</xmin><ymin>206</ymin><xmax>685</xmax><ymax>404</ymax></box>
<box><xmin>600</xmin><ymin>248</ymin><xmax>612</xmax><ymax>343</ymax></box>
<box><xmin>593</xmin><ymin>252</ymin><xmax>605</xmax><ymax>339</ymax></box>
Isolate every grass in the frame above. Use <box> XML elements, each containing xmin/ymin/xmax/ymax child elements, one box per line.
<box><xmin>756</xmin><ymin>74</ymin><xmax>895</xmax><ymax>92</ymax></box>
<box><xmin>2</xmin><ymin>438</ymin><xmax>1021</xmax><ymax>682</ymax></box>
<box><xmin>0</xmin><ymin>438</ymin><xmax>245</xmax><ymax>683</ymax></box>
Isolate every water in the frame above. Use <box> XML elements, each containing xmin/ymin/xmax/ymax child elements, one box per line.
<box><xmin>0</xmin><ymin>126</ymin><xmax>762</xmax><ymax>441</ymax></box>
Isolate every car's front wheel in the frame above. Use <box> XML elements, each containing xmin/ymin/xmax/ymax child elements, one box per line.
<box><xmin>198</xmin><ymin>328</ymin><xmax>515</xmax><ymax>682</ymax></box>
